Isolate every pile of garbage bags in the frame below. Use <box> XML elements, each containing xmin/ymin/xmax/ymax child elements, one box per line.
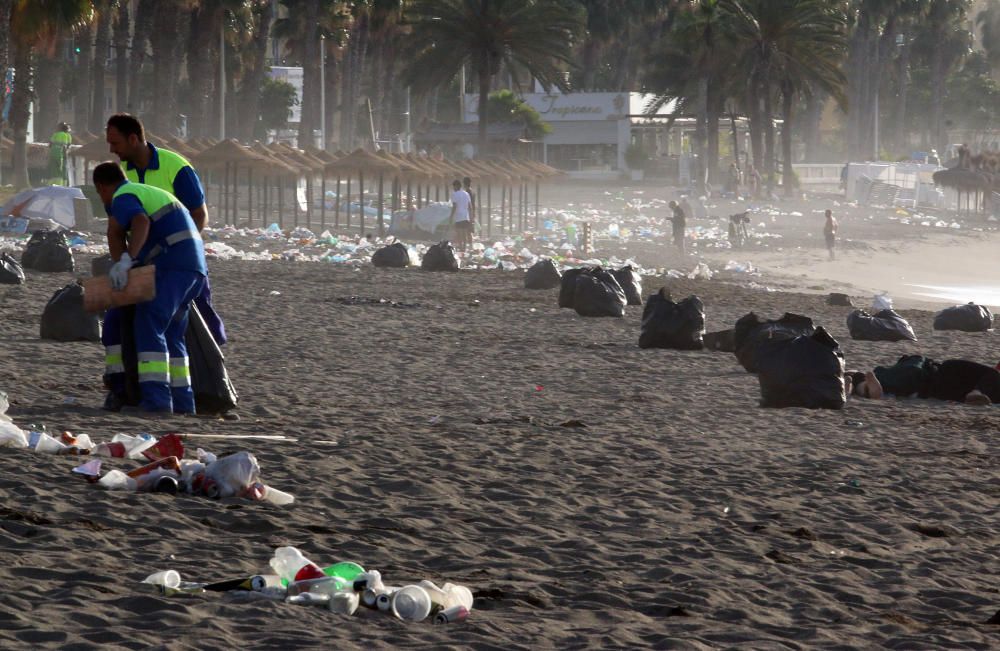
<box><xmin>611</xmin><ymin>265</ymin><xmax>643</xmax><ymax>306</ymax></box>
<box><xmin>638</xmin><ymin>290</ymin><xmax>705</xmax><ymax>350</ymax></box>
<box><xmin>933</xmin><ymin>303</ymin><xmax>993</xmax><ymax>332</ymax></box>
<box><xmin>371</xmin><ymin>242</ymin><xmax>410</xmax><ymax>268</ymax></box>
<box><xmin>421</xmin><ymin>241</ymin><xmax>460</xmax><ymax>272</ymax></box>
<box><xmin>559</xmin><ymin>267</ymin><xmax>627</xmax><ymax>317</ymax></box>
<box><xmin>524</xmin><ymin>259</ymin><xmax>561</xmax><ymax>290</ymax></box>
<box><xmin>21</xmin><ymin>229</ymin><xmax>74</xmax><ymax>272</ymax></box>
<box><xmin>847</xmin><ymin>309</ymin><xmax>917</xmax><ymax>342</ymax></box>
<box><xmin>143</xmin><ymin>546</ymin><xmax>474</xmax><ymax>624</ymax></box>
<box><xmin>733</xmin><ymin>312</ymin><xmax>815</xmax><ymax>373</ymax></box>
<box><xmin>756</xmin><ymin>327</ymin><xmax>846</xmax><ymax>409</ymax></box>
<box><xmin>40</xmin><ymin>283</ymin><xmax>101</xmax><ymax>342</ymax></box>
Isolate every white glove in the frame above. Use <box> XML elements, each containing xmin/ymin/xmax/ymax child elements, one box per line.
<box><xmin>109</xmin><ymin>252</ymin><xmax>134</xmax><ymax>290</ymax></box>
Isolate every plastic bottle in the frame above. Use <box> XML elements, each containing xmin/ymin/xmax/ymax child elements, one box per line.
<box><xmin>286</xmin><ymin>576</ymin><xmax>348</xmax><ymax>597</ymax></box>
<box><xmin>323</xmin><ymin>562</ymin><xmax>364</xmax><ymax>583</ymax></box>
<box><xmin>142</xmin><ymin>570</ymin><xmax>181</xmax><ymax>588</ymax></box>
<box><xmin>375</xmin><ymin>586</ymin><xmax>400</xmax><ymax>612</ymax></box>
<box><xmin>269</xmin><ymin>547</ymin><xmax>325</xmax><ymax>584</ymax></box>
<box><xmin>391</xmin><ymin>585</ymin><xmax>432</xmax><ymax>622</ymax></box>
<box><xmin>329</xmin><ymin>590</ymin><xmax>360</xmax><ymax>615</ymax></box>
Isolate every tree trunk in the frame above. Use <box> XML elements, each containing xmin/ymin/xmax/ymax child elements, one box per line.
<box><xmin>581</xmin><ymin>39</ymin><xmax>601</xmax><ymax>90</ymax></box>
<box><xmin>74</xmin><ymin>22</ymin><xmax>94</xmax><ymax>131</ymax></box>
<box><xmin>187</xmin><ymin>5</ymin><xmax>222</xmax><ymax>138</ymax></box>
<box><xmin>128</xmin><ymin>0</ymin><xmax>157</xmax><ymax>115</ymax></box>
<box><xmin>34</xmin><ymin>43</ymin><xmax>62</xmax><ymax>143</ymax></box>
<box><xmin>90</xmin><ymin>1</ymin><xmax>113</xmax><ymax>133</ymax></box>
<box><xmin>297</xmin><ymin>0</ymin><xmax>321</xmax><ymax>148</ymax></box>
<box><xmin>477</xmin><ymin>59</ymin><xmax>490</xmax><ymax>157</ymax></box>
<box><xmin>10</xmin><ymin>40</ymin><xmax>32</xmax><ymax>188</ymax></box>
<box><xmin>803</xmin><ymin>88</ymin><xmax>824</xmax><ymax>162</ymax></box>
<box><xmin>694</xmin><ymin>76</ymin><xmax>708</xmax><ymax>188</ymax></box>
<box><xmin>706</xmin><ymin>80</ymin><xmax>722</xmax><ymax>186</ymax></box>
<box><xmin>114</xmin><ymin>0</ymin><xmax>130</xmax><ymax>112</ymax></box>
<box><xmin>747</xmin><ymin>83</ymin><xmax>763</xmax><ymax>171</ymax></box>
<box><xmin>236</xmin><ymin>0</ymin><xmax>275</xmax><ymax>142</ymax></box>
<box><xmin>845</xmin><ymin>12</ymin><xmax>871</xmax><ymax>161</ymax></box>
<box><xmin>930</xmin><ymin>29</ymin><xmax>946</xmax><ymax>153</ymax></box>
<box><xmin>150</xmin><ymin>1</ymin><xmax>182</xmax><ymax>135</ymax></box>
<box><xmin>762</xmin><ymin>71</ymin><xmax>775</xmax><ymax>191</ymax></box>
<box><xmin>781</xmin><ymin>81</ymin><xmax>795</xmax><ymax>197</ymax></box>
<box><xmin>0</xmin><ymin>0</ymin><xmax>12</xmax><ymax>184</ymax></box>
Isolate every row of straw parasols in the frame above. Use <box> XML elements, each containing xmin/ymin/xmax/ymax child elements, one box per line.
<box><xmin>70</xmin><ymin>136</ymin><xmax>561</xmax><ymax>234</ymax></box>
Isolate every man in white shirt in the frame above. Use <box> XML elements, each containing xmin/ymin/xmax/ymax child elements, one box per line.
<box><xmin>449</xmin><ymin>179</ymin><xmax>473</xmax><ymax>252</ymax></box>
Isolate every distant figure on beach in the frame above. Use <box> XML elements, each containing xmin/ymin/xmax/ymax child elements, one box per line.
<box><xmin>823</xmin><ymin>209</ymin><xmax>837</xmax><ymax>260</ymax></box>
<box><xmin>463</xmin><ymin>176</ymin><xmax>476</xmax><ymax>229</ymax></box>
<box><xmin>668</xmin><ymin>200</ymin><xmax>686</xmax><ymax>253</ymax></box>
<box><xmin>449</xmin><ymin>179</ymin><xmax>473</xmax><ymax>252</ymax></box>
<box><xmin>848</xmin><ymin>356</ymin><xmax>1000</xmax><ymax>405</ymax></box>
<box><xmin>48</xmin><ymin>122</ymin><xmax>72</xmax><ymax>185</ymax></box>
<box><xmin>726</xmin><ymin>162</ymin><xmax>741</xmax><ymax>196</ymax></box>
<box><xmin>747</xmin><ymin>164</ymin><xmax>762</xmax><ymax>199</ymax></box>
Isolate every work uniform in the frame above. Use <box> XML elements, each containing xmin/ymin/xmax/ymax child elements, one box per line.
<box><xmin>48</xmin><ymin>130</ymin><xmax>72</xmax><ymax>185</ymax></box>
<box><xmin>102</xmin><ymin>144</ymin><xmax>226</xmax><ymax>408</ymax></box>
<box><xmin>105</xmin><ymin>182</ymin><xmax>207</xmax><ymax>413</ymax></box>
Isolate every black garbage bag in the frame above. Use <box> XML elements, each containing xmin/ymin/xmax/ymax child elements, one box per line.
<box><xmin>40</xmin><ymin>283</ymin><xmax>101</xmax><ymax>342</ymax></box>
<box><xmin>932</xmin><ymin>303</ymin><xmax>993</xmax><ymax>332</ymax></box>
<box><xmin>573</xmin><ymin>268</ymin><xmax>627</xmax><ymax>317</ymax></box>
<box><xmin>847</xmin><ymin>308</ymin><xmax>917</xmax><ymax>342</ymax></box>
<box><xmin>559</xmin><ymin>268</ymin><xmax>588</xmax><ymax>308</ymax></box>
<box><xmin>0</xmin><ymin>253</ymin><xmax>25</xmax><ymax>284</ymax></box>
<box><xmin>612</xmin><ymin>266</ymin><xmax>643</xmax><ymax>306</ymax></box>
<box><xmin>638</xmin><ymin>290</ymin><xmax>704</xmax><ymax>349</ymax></box>
<box><xmin>703</xmin><ymin>329</ymin><xmax>736</xmax><ymax>352</ymax></box>
<box><xmin>91</xmin><ymin>253</ymin><xmax>114</xmax><ymax>277</ymax></box>
<box><xmin>421</xmin><ymin>241</ymin><xmax>459</xmax><ymax>271</ymax></box>
<box><xmin>21</xmin><ymin>229</ymin><xmax>74</xmax><ymax>272</ymax></box>
<box><xmin>734</xmin><ymin>312</ymin><xmax>815</xmax><ymax>373</ymax></box>
<box><xmin>186</xmin><ymin>303</ymin><xmax>239</xmax><ymax>414</ymax></box>
<box><xmin>371</xmin><ymin>242</ymin><xmax>410</xmax><ymax>268</ymax></box>
<box><xmin>525</xmin><ymin>259</ymin><xmax>562</xmax><ymax>290</ymax></box>
<box><xmin>757</xmin><ymin>327</ymin><xmax>846</xmax><ymax>409</ymax></box>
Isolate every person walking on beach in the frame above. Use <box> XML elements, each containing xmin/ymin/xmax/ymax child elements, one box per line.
<box><xmin>669</xmin><ymin>200</ymin><xmax>686</xmax><ymax>253</ymax></box>
<box><xmin>48</xmin><ymin>122</ymin><xmax>72</xmax><ymax>185</ymax></box>
<box><xmin>449</xmin><ymin>179</ymin><xmax>473</xmax><ymax>252</ymax></box>
<box><xmin>824</xmin><ymin>209</ymin><xmax>837</xmax><ymax>260</ymax></box>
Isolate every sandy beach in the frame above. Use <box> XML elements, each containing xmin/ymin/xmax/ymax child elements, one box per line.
<box><xmin>0</xmin><ymin>183</ymin><xmax>998</xmax><ymax>649</ymax></box>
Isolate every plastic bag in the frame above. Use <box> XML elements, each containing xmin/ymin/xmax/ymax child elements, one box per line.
<box><xmin>0</xmin><ymin>253</ymin><xmax>25</xmax><ymax>285</ymax></box>
<box><xmin>21</xmin><ymin>229</ymin><xmax>74</xmax><ymax>272</ymax></box>
<box><xmin>204</xmin><ymin>451</ymin><xmax>261</xmax><ymax>498</ymax></box>
<box><xmin>847</xmin><ymin>309</ymin><xmax>917</xmax><ymax>342</ymax></box>
<box><xmin>421</xmin><ymin>241</ymin><xmax>459</xmax><ymax>272</ymax></box>
<box><xmin>558</xmin><ymin>268</ymin><xmax>588</xmax><ymax>308</ymax></box>
<box><xmin>371</xmin><ymin>242</ymin><xmax>410</xmax><ymax>268</ymax></box>
<box><xmin>573</xmin><ymin>269</ymin><xmax>627</xmax><ymax>318</ymax></box>
<box><xmin>612</xmin><ymin>265</ymin><xmax>643</xmax><ymax>306</ymax></box>
<box><xmin>186</xmin><ymin>302</ymin><xmax>239</xmax><ymax>414</ymax></box>
<box><xmin>524</xmin><ymin>259</ymin><xmax>561</xmax><ymax>290</ymax></box>
<box><xmin>872</xmin><ymin>293</ymin><xmax>893</xmax><ymax>311</ymax></box>
<box><xmin>687</xmin><ymin>262</ymin><xmax>713</xmax><ymax>280</ymax></box>
<box><xmin>733</xmin><ymin>312</ymin><xmax>815</xmax><ymax>373</ymax></box>
<box><xmin>638</xmin><ymin>290</ymin><xmax>704</xmax><ymax>350</ymax></box>
<box><xmin>0</xmin><ymin>421</ymin><xmax>28</xmax><ymax>448</ymax></box>
<box><xmin>932</xmin><ymin>303</ymin><xmax>993</xmax><ymax>332</ymax></box>
<box><xmin>703</xmin><ymin>329</ymin><xmax>736</xmax><ymax>352</ymax></box>
<box><xmin>757</xmin><ymin>327</ymin><xmax>846</xmax><ymax>409</ymax></box>
<box><xmin>40</xmin><ymin>283</ymin><xmax>102</xmax><ymax>342</ymax></box>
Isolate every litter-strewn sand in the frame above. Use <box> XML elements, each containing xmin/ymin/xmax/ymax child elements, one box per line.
<box><xmin>1</xmin><ymin>241</ymin><xmax>998</xmax><ymax>648</ymax></box>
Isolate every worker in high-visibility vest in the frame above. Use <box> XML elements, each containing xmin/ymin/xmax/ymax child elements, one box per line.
<box><xmin>93</xmin><ymin>162</ymin><xmax>207</xmax><ymax>414</ymax></box>
<box><xmin>101</xmin><ymin>114</ymin><xmax>225</xmax><ymax>411</ymax></box>
<box><xmin>48</xmin><ymin>122</ymin><xmax>72</xmax><ymax>186</ymax></box>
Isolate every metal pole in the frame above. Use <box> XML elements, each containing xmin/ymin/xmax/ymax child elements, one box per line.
<box><xmin>320</xmin><ymin>34</ymin><xmax>326</xmax><ymax>150</ymax></box>
<box><xmin>220</xmin><ymin>21</ymin><xmax>226</xmax><ymax>140</ymax></box>
<box><xmin>405</xmin><ymin>88</ymin><xmax>412</xmax><ymax>153</ymax></box>
<box><xmin>377</xmin><ymin>172</ymin><xmax>384</xmax><ymax>236</ymax></box>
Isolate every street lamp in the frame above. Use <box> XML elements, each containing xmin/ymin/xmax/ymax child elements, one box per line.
<box><xmin>320</xmin><ymin>34</ymin><xmax>326</xmax><ymax>150</ymax></box>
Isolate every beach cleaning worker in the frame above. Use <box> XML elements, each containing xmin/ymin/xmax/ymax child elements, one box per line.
<box><xmin>93</xmin><ymin>162</ymin><xmax>207</xmax><ymax>414</ymax></box>
<box><xmin>48</xmin><ymin>122</ymin><xmax>72</xmax><ymax>185</ymax></box>
<box><xmin>105</xmin><ymin>113</ymin><xmax>226</xmax><ymax>344</ymax></box>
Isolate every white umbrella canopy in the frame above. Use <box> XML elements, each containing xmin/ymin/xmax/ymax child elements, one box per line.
<box><xmin>1</xmin><ymin>186</ymin><xmax>86</xmax><ymax>228</ymax></box>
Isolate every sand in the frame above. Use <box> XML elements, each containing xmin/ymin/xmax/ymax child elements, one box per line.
<box><xmin>0</xmin><ymin>184</ymin><xmax>998</xmax><ymax>649</ymax></box>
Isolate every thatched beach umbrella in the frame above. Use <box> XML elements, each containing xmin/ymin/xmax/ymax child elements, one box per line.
<box><xmin>193</xmin><ymin>139</ymin><xmax>273</xmax><ymax>226</ymax></box>
<box><xmin>325</xmin><ymin>149</ymin><xmax>400</xmax><ymax>235</ymax></box>
<box><xmin>248</xmin><ymin>142</ymin><xmax>300</xmax><ymax>227</ymax></box>
<box><xmin>932</xmin><ymin>167</ymin><xmax>992</xmax><ymax>215</ymax></box>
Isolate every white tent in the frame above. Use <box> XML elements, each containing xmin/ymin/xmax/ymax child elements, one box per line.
<box><xmin>1</xmin><ymin>186</ymin><xmax>85</xmax><ymax>229</ymax></box>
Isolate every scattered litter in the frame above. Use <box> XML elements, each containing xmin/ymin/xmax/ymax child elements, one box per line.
<box><xmin>687</xmin><ymin>262</ymin><xmax>713</xmax><ymax>280</ymax></box>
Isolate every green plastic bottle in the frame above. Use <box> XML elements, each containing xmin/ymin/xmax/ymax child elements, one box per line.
<box><xmin>322</xmin><ymin>562</ymin><xmax>365</xmax><ymax>582</ymax></box>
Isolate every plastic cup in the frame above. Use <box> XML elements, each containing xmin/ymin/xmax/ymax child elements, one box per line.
<box><xmin>391</xmin><ymin>585</ymin><xmax>432</xmax><ymax>622</ymax></box>
<box><xmin>34</xmin><ymin>433</ymin><xmax>67</xmax><ymax>454</ymax></box>
<box><xmin>260</xmin><ymin>485</ymin><xmax>295</xmax><ymax>505</ymax></box>
<box><xmin>443</xmin><ymin>583</ymin><xmax>474</xmax><ymax>610</ymax></box>
<box><xmin>143</xmin><ymin>570</ymin><xmax>181</xmax><ymax>589</ymax></box>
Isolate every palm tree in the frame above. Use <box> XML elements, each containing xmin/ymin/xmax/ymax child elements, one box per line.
<box><xmin>8</xmin><ymin>0</ymin><xmax>93</xmax><ymax>188</ymax></box>
<box><xmin>113</xmin><ymin>0</ymin><xmax>129</xmax><ymax>112</ymax></box>
<box><xmin>235</xmin><ymin>0</ymin><xmax>277</xmax><ymax>142</ymax></box>
<box><xmin>402</xmin><ymin>0</ymin><xmax>585</xmax><ymax>155</ymax></box>
<box><xmin>90</xmin><ymin>0</ymin><xmax>115</xmax><ymax>133</ymax></box>
<box><xmin>724</xmin><ymin>0</ymin><xmax>847</xmax><ymax>193</ymax></box>
<box><xmin>978</xmin><ymin>0</ymin><xmax>1000</xmax><ymax>74</ymax></box>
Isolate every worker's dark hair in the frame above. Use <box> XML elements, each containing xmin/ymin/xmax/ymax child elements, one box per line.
<box><xmin>462</xmin><ymin>176</ymin><xmax>471</xmax><ymax>186</ymax></box>
<box><xmin>452</xmin><ymin>179</ymin><xmax>461</xmax><ymax>189</ymax></box>
<box><xmin>58</xmin><ymin>122</ymin><xmax>70</xmax><ymax>132</ymax></box>
<box><xmin>93</xmin><ymin>161</ymin><xmax>127</xmax><ymax>187</ymax></box>
<box><xmin>106</xmin><ymin>113</ymin><xmax>145</xmax><ymax>141</ymax></box>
